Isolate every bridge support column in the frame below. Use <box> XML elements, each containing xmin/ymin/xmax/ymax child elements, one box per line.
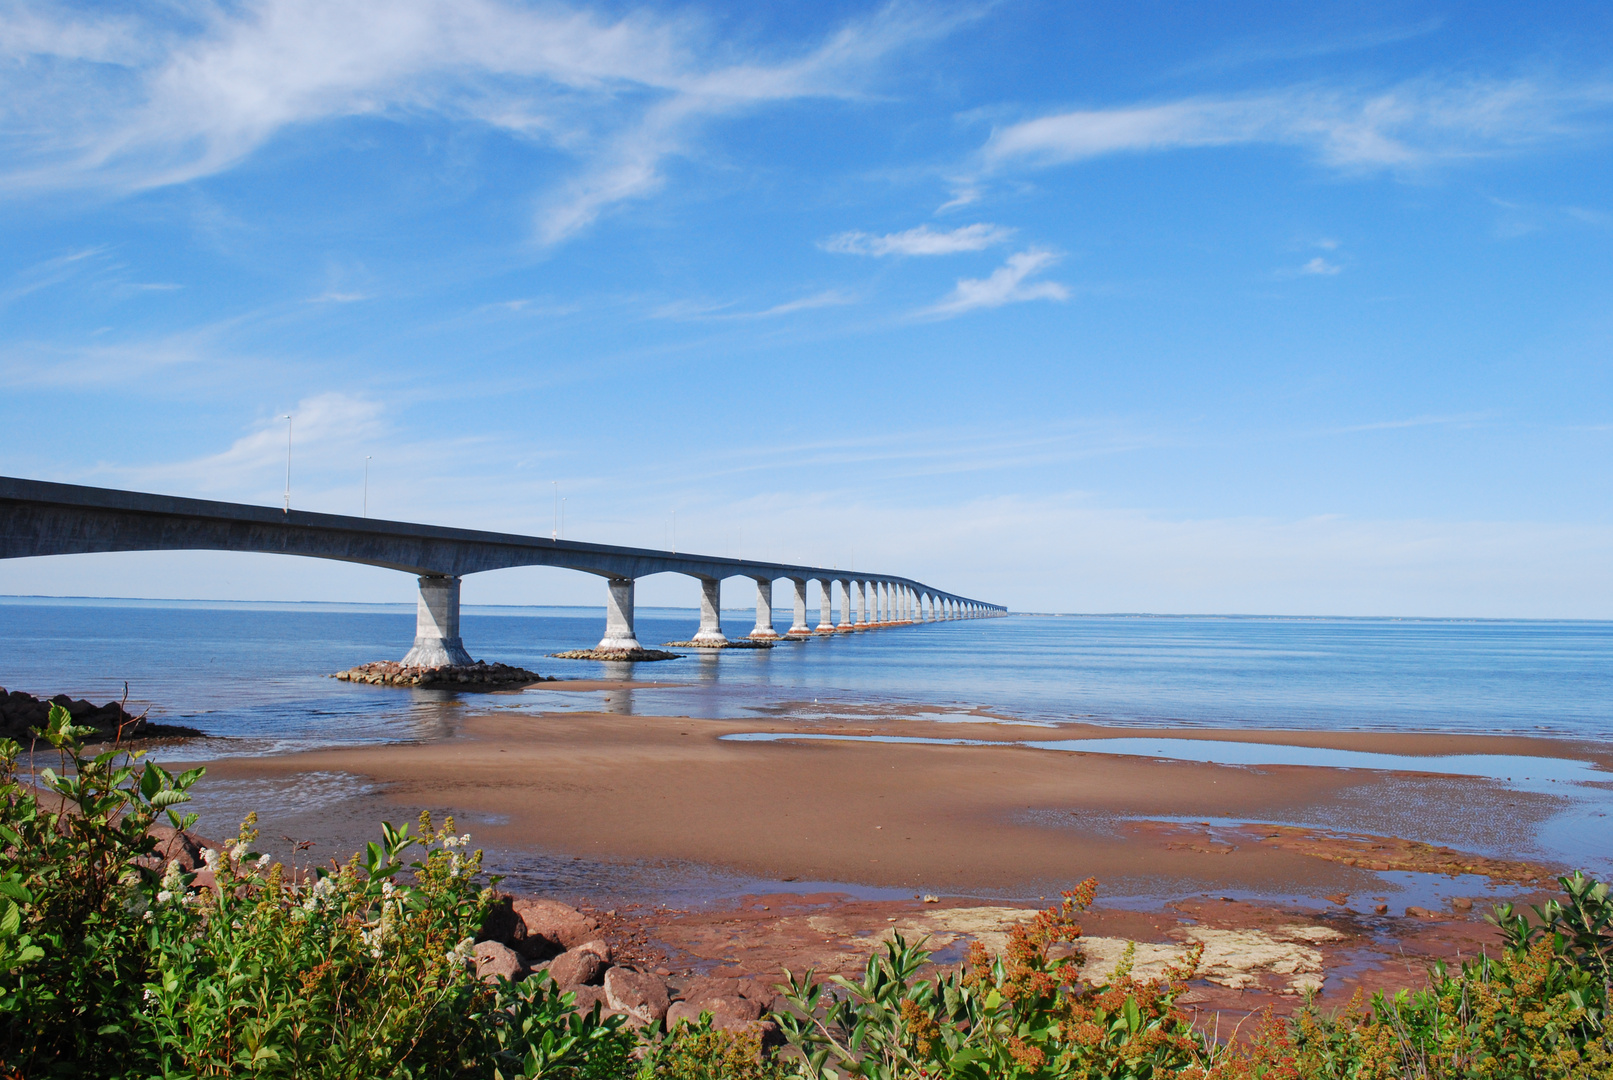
<box><xmin>836</xmin><ymin>580</ymin><xmax>855</xmax><ymax>632</ymax></box>
<box><xmin>750</xmin><ymin>578</ymin><xmax>779</xmax><ymax>639</ymax></box>
<box><xmin>815</xmin><ymin>579</ymin><xmax>835</xmax><ymax>633</ymax></box>
<box><xmin>787</xmin><ymin>578</ymin><xmax>812</xmax><ymax>637</ymax></box>
<box><xmin>596</xmin><ymin>577</ymin><xmax>641</xmax><ymax>651</ymax></box>
<box><xmin>401</xmin><ymin>575</ymin><xmax>474</xmax><ymax>667</ymax></box>
<box><xmin>855</xmin><ymin>581</ymin><xmax>868</xmax><ymax>628</ymax></box>
<box><xmin>693</xmin><ymin>577</ymin><xmax>726</xmax><ymax>645</ymax></box>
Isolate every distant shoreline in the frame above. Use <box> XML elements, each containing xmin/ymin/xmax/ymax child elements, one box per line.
<box><xmin>4</xmin><ymin>594</ymin><xmax>1610</xmax><ymax>623</ymax></box>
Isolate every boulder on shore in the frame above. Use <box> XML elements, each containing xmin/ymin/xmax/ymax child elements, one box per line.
<box><xmin>0</xmin><ymin>687</ymin><xmax>202</xmax><ymax>742</ymax></box>
<box><xmin>474</xmin><ymin>940</ymin><xmax>525</xmax><ymax>983</ymax></box>
<box><xmin>604</xmin><ymin>967</ymin><xmax>670</xmax><ymax>1025</ymax></box>
<box><xmin>547</xmin><ymin>946</ymin><xmax>605</xmax><ymax>987</ymax></box>
<box><xmin>513</xmin><ymin>897</ymin><xmax>599</xmax><ymax>951</ymax></box>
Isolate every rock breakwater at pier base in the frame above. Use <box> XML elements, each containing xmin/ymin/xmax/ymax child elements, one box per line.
<box><xmin>333</xmin><ymin>661</ymin><xmax>550</xmax><ymax>689</ymax></box>
<box><xmin>550</xmin><ymin>648</ymin><xmax>683</xmax><ymax>662</ymax></box>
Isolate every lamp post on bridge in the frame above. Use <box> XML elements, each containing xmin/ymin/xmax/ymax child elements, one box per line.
<box><xmin>282</xmin><ymin>415</ymin><xmax>292</xmax><ymax>513</ymax></box>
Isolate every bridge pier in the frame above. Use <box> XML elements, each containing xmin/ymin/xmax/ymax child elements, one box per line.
<box><xmin>787</xmin><ymin>578</ymin><xmax>812</xmax><ymax>637</ymax></box>
<box><xmin>693</xmin><ymin>577</ymin><xmax>726</xmax><ymax>645</ymax></box>
<box><xmin>401</xmin><ymin>575</ymin><xmax>475</xmax><ymax>667</ymax></box>
<box><xmin>836</xmin><ymin>580</ymin><xmax>855</xmax><ymax>632</ymax></box>
<box><xmin>815</xmin><ymin>579</ymin><xmax>835</xmax><ymax>633</ymax></box>
<box><xmin>749</xmin><ymin>577</ymin><xmax>779</xmax><ymax>639</ymax></box>
<box><xmin>855</xmin><ymin>580</ymin><xmax>868</xmax><ymax>629</ymax></box>
<box><xmin>597</xmin><ymin>577</ymin><xmax>641</xmax><ymax>651</ymax></box>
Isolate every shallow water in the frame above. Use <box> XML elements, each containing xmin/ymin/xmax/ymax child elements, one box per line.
<box><xmin>720</xmin><ymin>732</ymin><xmax>1608</xmax><ymax>792</ymax></box>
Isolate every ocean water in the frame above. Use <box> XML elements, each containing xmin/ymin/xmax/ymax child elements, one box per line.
<box><xmin>2</xmin><ymin>598</ymin><xmax>1611</xmax><ymax>751</ymax></box>
<box><xmin>5</xmin><ymin>598</ymin><xmax>1611</xmax><ymax>894</ymax></box>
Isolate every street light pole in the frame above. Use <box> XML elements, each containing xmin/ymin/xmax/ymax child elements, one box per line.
<box><xmin>282</xmin><ymin>415</ymin><xmax>292</xmax><ymax>513</ymax></box>
<box><xmin>363</xmin><ymin>456</ymin><xmax>371</xmax><ymax>518</ymax></box>
<box><xmin>552</xmin><ymin>481</ymin><xmax>558</xmax><ymax>541</ymax></box>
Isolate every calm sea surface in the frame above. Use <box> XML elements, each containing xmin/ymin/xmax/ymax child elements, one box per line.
<box><xmin>2</xmin><ymin>598</ymin><xmax>1610</xmax><ymax>751</ymax></box>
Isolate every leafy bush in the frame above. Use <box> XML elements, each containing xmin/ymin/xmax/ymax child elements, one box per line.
<box><xmin>639</xmin><ymin>1020</ymin><xmax>789</xmax><ymax>1080</ymax></box>
<box><xmin>0</xmin><ymin>704</ymin><xmax>634</xmax><ymax>1079</ymax></box>
<box><xmin>773</xmin><ymin>879</ymin><xmax>1210</xmax><ymax>1078</ymax></box>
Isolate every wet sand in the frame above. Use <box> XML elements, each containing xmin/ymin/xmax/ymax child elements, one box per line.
<box><xmin>195</xmin><ymin>708</ymin><xmax>1593</xmax><ymax>899</ymax></box>
<box><xmin>171</xmin><ymin>703</ymin><xmax>1613</xmax><ymax>1016</ymax></box>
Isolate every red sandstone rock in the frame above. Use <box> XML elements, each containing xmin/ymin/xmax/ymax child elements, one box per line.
<box><xmin>574</xmin><ymin>938</ymin><xmax>612</xmax><ymax>963</ymax></box>
<box><xmin>474</xmin><ymin>940</ymin><xmax>524</xmax><ymax>983</ymax></box>
<box><xmin>604</xmin><ymin>967</ymin><xmax>670</xmax><ymax>1024</ymax></box>
<box><xmin>480</xmin><ymin>895</ymin><xmax>529</xmax><ymax>946</ymax></box>
<box><xmin>514</xmin><ymin>898</ymin><xmax>598</xmax><ymax>949</ymax></box>
<box><xmin>547</xmin><ymin>946</ymin><xmax>605</xmax><ymax>987</ymax></box>
<box><xmin>667</xmin><ymin>994</ymin><xmax>763</xmax><ymax>1032</ymax></box>
<box><xmin>137</xmin><ymin>825</ymin><xmax>205</xmax><ymax>874</ymax></box>
<box><xmin>680</xmin><ymin>975</ymin><xmax>777</xmax><ymax>1006</ymax></box>
<box><xmin>567</xmin><ymin>985</ymin><xmax>610</xmax><ymax>1016</ymax></box>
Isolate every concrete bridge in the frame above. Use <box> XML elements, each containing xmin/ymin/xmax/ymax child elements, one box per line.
<box><xmin>0</xmin><ymin>476</ymin><xmax>1006</xmax><ymax>665</ymax></box>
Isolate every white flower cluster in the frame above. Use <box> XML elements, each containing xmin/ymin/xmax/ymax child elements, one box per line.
<box><xmin>300</xmin><ymin>875</ymin><xmax>336</xmax><ymax>914</ymax></box>
<box><xmin>445</xmin><ymin>936</ymin><xmax>476</xmax><ymax>967</ymax></box>
<box><xmin>360</xmin><ymin>895</ymin><xmax>402</xmax><ymax>960</ymax></box>
<box><xmin>440</xmin><ymin>834</ymin><xmax>473</xmax><ymax>850</ymax></box>
<box><xmin>154</xmin><ymin>860</ymin><xmax>187</xmax><ymax>907</ymax></box>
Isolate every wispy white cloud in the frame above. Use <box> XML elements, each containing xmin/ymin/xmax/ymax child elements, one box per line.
<box><xmin>308</xmin><ymin>291</ymin><xmax>370</xmax><ymax>303</ymax></box>
<box><xmin>0</xmin><ymin>246</ymin><xmax>110</xmax><ymax>308</ymax></box>
<box><xmin>823</xmin><ymin>222</ymin><xmax>1013</xmax><ymax>256</ymax></box>
<box><xmin>981</xmin><ymin>76</ymin><xmax>1613</xmax><ymax>176</ymax></box>
<box><xmin>921</xmin><ymin>247</ymin><xmax>1068</xmax><ymax>318</ymax></box>
<box><xmin>114</xmin><ymin>391</ymin><xmax>386</xmax><ymax>496</ymax></box>
<box><xmin>1298</xmin><ymin>256</ymin><xmax>1341</xmax><ymax>275</ymax></box>
<box><xmin>0</xmin><ymin>0</ymin><xmax>966</xmax><ymax>243</ymax></box>
<box><xmin>749</xmin><ymin>289</ymin><xmax>855</xmax><ymax>317</ymax></box>
<box><xmin>654</xmin><ymin>288</ymin><xmax>854</xmax><ymax>321</ymax></box>
<box><xmin>935</xmin><ymin>186</ymin><xmax>982</xmax><ymax>213</ymax></box>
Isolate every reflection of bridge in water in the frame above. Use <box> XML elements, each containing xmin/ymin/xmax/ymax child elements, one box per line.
<box><xmin>0</xmin><ymin>477</ymin><xmax>1006</xmax><ymax>666</ymax></box>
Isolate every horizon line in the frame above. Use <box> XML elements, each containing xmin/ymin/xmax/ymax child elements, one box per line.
<box><xmin>1</xmin><ymin>594</ymin><xmax>1607</xmax><ymax>623</ymax></box>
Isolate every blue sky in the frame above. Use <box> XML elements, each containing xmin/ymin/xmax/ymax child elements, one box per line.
<box><xmin>2</xmin><ymin>0</ymin><xmax>1611</xmax><ymax>616</ymax></box>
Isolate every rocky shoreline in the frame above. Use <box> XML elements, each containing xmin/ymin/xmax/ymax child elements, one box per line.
<box><xmin>659</xmin><ymin>640</ymin><xmax>774</xmax><ymax>650</ymax></box>
<box><xmin>332</xmin><ymin>661</ymin><xmax>552</xmax><ymax>689</ymax></box>
<box><xmin>0</xmin><ymin>687</ymin><xmax>204</xmax><ymax>742</ymax></box>
<box><xmin>473</xmin><ymin>895</ymin><xmax>779</xmax><ymax>1036</ymax></box>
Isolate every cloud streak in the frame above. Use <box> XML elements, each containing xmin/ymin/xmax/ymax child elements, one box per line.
<box><xmin>0</xmin><ymin>0</ymin><xmax>964</xmax><ymax>242</ymax></box>
<box><xmin>823</xmin><ymin>222</ymin><xmax>1013</xmax><ymax>256</ymax></box>
<box><xmin>921</xmin><ymin>248</ymin><xmax>1068</xmax><ymax>318</ymax></box>
<box><xmin>982</xmin><ymin>76</ymin><xmax>1613</xmax><ymax>175</ymax></box>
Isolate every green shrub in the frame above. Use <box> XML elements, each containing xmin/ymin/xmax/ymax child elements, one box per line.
<box><xmin>639</xmin><ymin>1017</ymin><xmax>789</xmax><ymax>1080</ymax></box>
<box><xmin>0</xmin><ymin>704</ymin><xmax>634</xmax><ymax>1080</ymax></box>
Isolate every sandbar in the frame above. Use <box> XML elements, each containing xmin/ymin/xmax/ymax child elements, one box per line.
<box><xmin>194</xmin><ymin>709</ymin><xmax>1591</xmax><ymax>899</ymax></box>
